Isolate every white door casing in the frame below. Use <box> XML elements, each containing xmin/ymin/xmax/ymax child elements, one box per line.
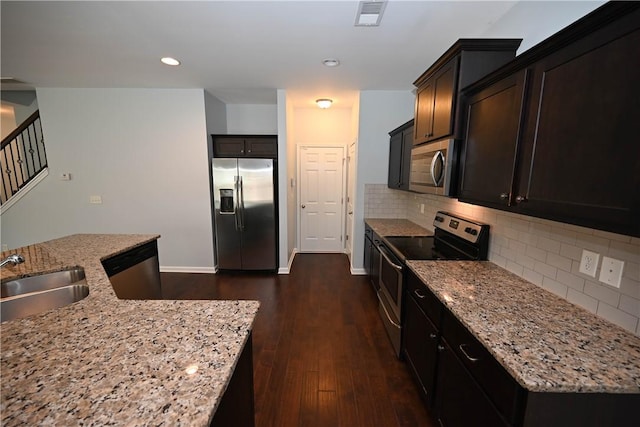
<box><xmin>298</xmin><ymin>146</ymin><xmax>345</xmax><ymax>252</ymax></box>
<box><xmin>345</xmin><ymin>142</ymin><xmax>356</xmax><ymax>258</ymax></box>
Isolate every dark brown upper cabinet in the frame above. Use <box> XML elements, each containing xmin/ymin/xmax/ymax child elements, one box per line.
<box><xmin>459</xmin><ymin>2</ymin><xmax>640</xmax><ymax>237</ymax></box>
<box><xmin>212</xmin><ymin>135</ymin><xmax>278</xmax><ymax>158</ymax></box>
<box><xmin>413</xmin><ymin>39</ymin><xmax>522</xmax><ymax>147</ymax></box>
<box><xmin>388</xmin><ymin>120</ymin><xmax>414</xmax><ymax>190</ymax></box>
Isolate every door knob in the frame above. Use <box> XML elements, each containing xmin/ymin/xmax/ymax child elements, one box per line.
<box><xmin>348</xmin><ymin>211</ymin><xmax>353</xmax><ymax>215</ymax></box>
<box><xmin>301</xmin><ymin>204</ymin><xmax>306</xmax><ymax>209</ymax></box>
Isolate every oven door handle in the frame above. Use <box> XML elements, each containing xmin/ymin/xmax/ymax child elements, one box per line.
<box><xmin>376</xmin><ymin>291</ymin><xmax>401</xmax><ymax>328</ymax></box>
<box><xmin>378</xmin><ymin>245</ymin><xmax>403</xmax><ymax>271</ymax></box>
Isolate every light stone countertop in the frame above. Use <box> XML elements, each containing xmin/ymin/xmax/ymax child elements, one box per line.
<box><xmin>365</xmin><ymin>218</ymin><xmax>432</xmax><ymax>237</ymax></box>
<box><xmin>406</xmin><ymin>260</ymin><xmax>640</xmax><ymax>394</ymax></box>
<box><xmin>1</xmin><ymin>234</ymin><xmax>259</xmax><ymax>426</ymax></box>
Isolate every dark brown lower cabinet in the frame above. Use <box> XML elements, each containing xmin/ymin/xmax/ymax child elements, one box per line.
<box><xmin>210</xmin><ymin>333</ymin><xmax>255</xmax><ymax>427</ymax></box>
<box><xmin>435</xmin><ymin>338</ymin><xmax>509</xmax><ymax>427</ymax></box>
<box><xmin>402</xmin><ymin>294</ymin><xmax>439</xmax><ymax>407</ymax></box>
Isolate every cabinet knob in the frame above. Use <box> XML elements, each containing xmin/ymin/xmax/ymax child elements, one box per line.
<box><xmin>301</xmin><ymin>204</ymin><xmax>306</xmax><ymax>209</ymax></box>
<box><xmin>515</xmin><ymin>195</ymin><xmax>527</xmax><ymax>203</ymax></box>
<box><xmin>437</xmin><ymin>344</ymin><xmax>445</xmax><ymax>352</ymax></box>
<box><xmin>429</xmin><ymin>333</ymin><xmax>437</xmax><ymax>339</ymax></box>
<box><xmin>247</xmin><ymin>149</ymin><xmax>252</xmax><ymax>153</ymax></box>
<box><xmin>499</xmin><ymin>193</ymin><xmax>509</xmax><ymax>200</ymax></box>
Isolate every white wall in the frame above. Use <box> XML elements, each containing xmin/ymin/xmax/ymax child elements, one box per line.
<box><xmin>0</xmin><ymin>88</ymin><xmax>214</xmax><ymax>270</ymax></box>
<box><xmin>204</xmin><ymin>91</ymin><xmax>227</xmax><ymax>135</ymax></box>
<box><xmin>292</xmin><ymin>107</ymin><xmax>353</xmax><ymax>146</ymax></box>
<box><xmin>226</xmin><ymin>104</ymin><xmax>277</xmax><ymax>134</ymax></box>
<box><xmin>351</xmin><ymin>90</ymin><xmax>415</xmax><ymax>271</ymax></box>
<box><xmin>482</xmin><ymin>1</ymin><xmax>606</xmax><ymax>54</ymax></box>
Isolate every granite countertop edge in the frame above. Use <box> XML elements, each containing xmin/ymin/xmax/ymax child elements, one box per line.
<box><xmin>1</xmin><ymin>234</ymin><xmax>260</xmax><ymax>427</ymax></box>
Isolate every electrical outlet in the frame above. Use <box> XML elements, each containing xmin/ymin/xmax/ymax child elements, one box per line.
<box><xmin>60</xmin><ymin>172</ymin><xmax>72</xmax><ymax>181</ymax></box>
<box><xmin>599</xmin><ymin>256</ymin><xmax>624</xmax><ymax>288</ymax></box>
<box><xmin>89</xmin><ymin>195</ymin><xmax>102</xmax><ymax>204</ymax></box>
<box><xmin>579</xmin><ymin>249</ymin><xmax>599</xmax><ymax>277</ymax></box>
<box><xmin>2</xmin><ymin>244</ymin><xmax>8</xmax><ymax>251</ymax></box>
<box><xmin>420</xmin><ymin>203</ymin><xmax>425</xmax><ymax>214</ymax></box>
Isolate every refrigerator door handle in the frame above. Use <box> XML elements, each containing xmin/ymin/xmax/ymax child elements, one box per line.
<box><xmin>234</xmin><ymin>176</ymin><xmax>241</xmax><ymax>231</ymax></box>
<box><xmin>239</xmin><ymin>176</ymin><xmax>245</xmax><ymax>230</ymax></box>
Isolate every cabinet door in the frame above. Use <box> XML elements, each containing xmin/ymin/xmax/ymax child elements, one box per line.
<box><xmin>363</xmin><ymin>235</ymin><xmax>372</xmax><ymax>278</ymax></box>
<box><xmin>515</xmin><ymin>26</ymin><xmax>640</xmax><ymax>236</ymax></box>
<box><xmin>435</xmin><ymin>340</ymin><xmax>509</xmax><ymax>427</ymax></box>
<box><xmin>387</xmin><ymin>131</ymin><xmax>404</xmax><ymax>189</ymax></box>
<box><xmin>214</xmin><ymin>137</ymin><xmax>246</xmax><ymax>157</ymax></box>
<box><xmin>414</xmin><ymin>83</ymin><xmax>435</xmax><ymax>145</ymax></box>
<box><xmin>402</xmin><ymin>294</ymin><xmax>439</xmax><ymax>407</ymax></box>
<box><xmin>245</xmin><ymin>137</ymin><xmax>277</xmax><ymax>158</ymax></box>
<box><xmin>459</xmin><ymin>70</ymin><xmax>528</xmax><ymax>208</ymax></box>
<box><xmin>430</xmin><ymin>58</ymin><xmax>458</xmax><ymax>141</ymax></box>
<box><xmin>399</xmin><ymin>127</ymin><xmax>413</xmax><ymax>190</ymax></box>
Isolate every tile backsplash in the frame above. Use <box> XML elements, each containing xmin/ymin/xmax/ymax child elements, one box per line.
<box><xmin>365</xmin><ymin>184</ymin><xmax>640</xmax><ymax>336</ymax></box>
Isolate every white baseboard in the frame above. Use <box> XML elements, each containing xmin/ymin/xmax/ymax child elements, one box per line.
<box><xmin>160</xmin><ymin>266</ymin><xmax>217</xmax><ymax>274</ymax></box>
<box><xmin>278</xmin><ymin>248</ymin><xmax>298</xmax><ymax>274</ymax></box>
<box><xmin>351</xmin><ymin>267</ymin><xmax>366</xmax><ymax>275</ymax></box>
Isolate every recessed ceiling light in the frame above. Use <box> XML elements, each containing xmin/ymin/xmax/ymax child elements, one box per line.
<box><xmin>161</xmin><ymin>57</ymin><xmax>181</xmax><ymax>66</ymax></box>
<box><xmin>322</xmin><ymin>59</ymin><xmax>340</xmax><ymax>67</ymax></box>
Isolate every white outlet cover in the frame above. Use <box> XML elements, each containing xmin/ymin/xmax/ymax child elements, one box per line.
<box><xmin>578</xmin><ymin>249</ymin><xmax>599</xmax><ymax>277</ymax></box>
<box><xmin>599</xmin><ymin>256</ymin><xmax>624</xmax><ymax>288</ymax></box>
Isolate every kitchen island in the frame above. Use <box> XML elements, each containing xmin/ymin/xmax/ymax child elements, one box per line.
<box><xmin>1</xmin><ymin>234</ymin><xmax>259</xmax><ymax>426</ymax></box>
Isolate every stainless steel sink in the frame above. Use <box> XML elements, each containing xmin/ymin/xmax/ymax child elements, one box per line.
<box><xmin>1</xmin><ymin>268</ymin><xmax>89</xmax><ymax>322</ymax></box>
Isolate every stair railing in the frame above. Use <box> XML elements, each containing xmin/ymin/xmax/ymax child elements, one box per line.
<box><xmin>1</xmin><ymin>110</ymin><xmax>47</xmax><ymax>205</ymax></box>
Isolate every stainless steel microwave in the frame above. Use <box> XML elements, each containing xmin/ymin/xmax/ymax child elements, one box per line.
<box><xmin>409</xmin><ymin>138</ymin><xmax>455</xmax><ymax>196</ymax></box>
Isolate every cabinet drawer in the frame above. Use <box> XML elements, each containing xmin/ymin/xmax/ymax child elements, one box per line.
<box><xmin>441</xmin><ymin>308</ymin><xmax>523</xmax><ymax>424</ymax></box>
<box><xmin>406</xmin><ymin>270</ymin><xmax>442</xmax><ymax>326</ymax></box>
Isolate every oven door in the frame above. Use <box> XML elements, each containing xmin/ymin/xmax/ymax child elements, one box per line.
<box><xmin>377</xmin><ymin>243</ymin><xmax>403</xmax><ymax>322</ymax></box>
<box><xmin>409</xmin><ymin>138</ymin><xmax>454</xmax><ymax>195</ymax></box>
<box><xmin>377</xmin><ymin>242</ymin><xmax>403</xmax><ymax>357</ymax></box>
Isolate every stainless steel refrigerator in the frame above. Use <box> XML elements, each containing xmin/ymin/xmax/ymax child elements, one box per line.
<box><xmin>212</xmin><ymin>158</ymin><xmax>277</xmax><ymax>270</ymax></box>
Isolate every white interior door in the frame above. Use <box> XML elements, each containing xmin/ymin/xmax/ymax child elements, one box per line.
<box><xmin>299</xmin><ymin>146</ymin><xmax>345</xmax><ymax>252</ymax></box>
<box><xmin>345</xmin><ymin>143</ymin><xmax>356</xmax><ymax>258</ymax></box>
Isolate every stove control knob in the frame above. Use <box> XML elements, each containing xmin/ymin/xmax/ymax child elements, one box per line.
<box><xmin>465</xmin><ymin>227</ymin><xmax>478</xmax><ymax>236</ymax></box>
<box><xmin>435</xmin><ymin>216</ymin><xmax>444</xmax><ymax>223</ymax></box>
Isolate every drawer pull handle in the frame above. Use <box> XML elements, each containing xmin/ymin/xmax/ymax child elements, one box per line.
<box><xmin>414</xmin><ymin>289</ymin><xmax>426</xmax><ymax>299</ymax></box>
<box><xmin>459</xmin><ymin>344</ymin><xmax>481</xmax><ymax>362</ymax></box>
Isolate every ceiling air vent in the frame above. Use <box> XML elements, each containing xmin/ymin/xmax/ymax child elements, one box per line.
<box><xmin>354</xmin><ymin>1</ymin><xmax>387</xmax><ymax>27</ymax></box>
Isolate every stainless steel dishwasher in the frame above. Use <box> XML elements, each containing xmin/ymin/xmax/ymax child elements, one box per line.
<box><xmin>101</xmin><ymin>240</ymin><xmax>162</xmax><ymax>299</ymax></box>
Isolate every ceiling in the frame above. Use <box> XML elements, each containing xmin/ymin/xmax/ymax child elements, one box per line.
<box><xmin>1</xmin><ymin>1</ymin><xmax>602</xmax><ymax>108</ymax></box>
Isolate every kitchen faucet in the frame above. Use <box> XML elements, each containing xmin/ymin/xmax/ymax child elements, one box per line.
<box><xmin>0</xmin><ymin>254</ymin><xmax>25</xmax><ymax>268</ymax></box>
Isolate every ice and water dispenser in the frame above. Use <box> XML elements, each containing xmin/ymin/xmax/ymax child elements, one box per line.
<box><xmin>219</xmin><ymin>189</ymin><xmax>235</xmax><ymax>214</ymax></box>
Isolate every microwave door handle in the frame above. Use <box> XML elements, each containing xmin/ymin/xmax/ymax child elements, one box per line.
<box><xmin>378</xmin><ymin>245</ymin><xmax>403</xmax><ymax>271</ymax></box>
<box><xmin>430</xmin><ymin>151</ymin><xmax>444</xmax><ymax>186</ymax></box>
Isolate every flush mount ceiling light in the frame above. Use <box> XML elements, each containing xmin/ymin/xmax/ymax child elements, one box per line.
<box><xmin>322</xmin><ymin>58</ymin><xmax>340</xmax><ymax>67</ymax></box>
<box><xmin>355</xmin><ymin>1</ymin><xmax>387</xmax><ymax>27</ymax></box>
<box><xmin>160</xmin><ymin>57</ymin><xmax>181</xmax><ymax>66</ymax></box>
<box><xmin>316</xmin><ymin>99</ymin><xmax>333</xmax><ymax>109</ymax></box>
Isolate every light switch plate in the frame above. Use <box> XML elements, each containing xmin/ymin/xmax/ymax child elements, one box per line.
<box><xmin>579</xmin><ymin>249</ymin><xmax>599</xmax><ymax>277</ymax></box>
<box><xmin>60</xmin><ymin>172</ymin><xmax>71</xmax><ymax>181</ymax></box>
<box><xmin>599</xmin><ymin>256</ymin><xmax>624</xmax><ymax>288</ymax></box>
<box><xmin>89</xmin><ymin>195</ymin><xmax>102</xmax><ymax>204</ymax></box>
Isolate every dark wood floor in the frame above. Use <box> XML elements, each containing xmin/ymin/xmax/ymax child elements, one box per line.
<box><xmin>161</xmin><ymin>253</ymin><xmax>436</xmax><ymax>427</ymax></box>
